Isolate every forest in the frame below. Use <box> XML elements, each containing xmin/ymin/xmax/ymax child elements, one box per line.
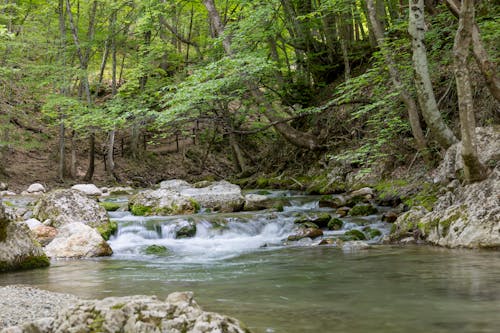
<box><xmin>0</xmin><ymin>1</ymin><xmax>499</xmax><ymax>332</ymax></box>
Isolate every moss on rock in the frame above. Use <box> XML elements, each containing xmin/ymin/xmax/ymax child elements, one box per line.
<box><xmin>328</xmin><ymin>218</ymin><xmax>343</xmax><ymax>230</ymax></box>
<box><xmin>96</xmin><ymin>221</ymin><xmax>118</xmax><ymax>241</ymax></box>
<box><xmin>349</xmin><ymin>204</ymin><xmax>378</xmax><ymax>216</ymax></box>
<box><xmin>99</xmin><ymin>202</ymin><xmax>121</xmax><ymax>212</ymax></box>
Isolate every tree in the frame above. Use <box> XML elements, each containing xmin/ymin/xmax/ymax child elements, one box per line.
<box><xmin>452</xmin><ymin>0</ymin><xmax>488</xmax><ymax>182</ymax></box>
<box><xmin>408</xmin><ymin>0</ymin><xmax>457</xmax><ymax>149</ymax></box>
<box><xmin>366</xmin><ymin>0</ymin><xmax>428</xmax><ymax>162</ymax></box>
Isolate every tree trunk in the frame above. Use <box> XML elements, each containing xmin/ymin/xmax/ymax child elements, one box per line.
<box><xmin>202</xmin><ymin>0</ymin><xmax>321</xmax><ymax>150</ymax></box>
<box><xmin>446</xmin><ymin>0</ymin><xmax>500</xmax><ymax>102</ymax></box>
<box><xmin>83</xmin><ymin>132</ymin><xmax>95</xmax><ymax>182</ymax></box>
<box><xmin>367</xmin><ymin>0</ymin><xmax>429</xmax><ymax>161</ymax></box>
<box><xmin>58</xmin><ymin>118</ymin><xmax>65</xmax><ymax>182</ymax></box>
<box><xmin>453</xmin><ymin>0</ymin><xmax>487</xmax><ymax>183</ymax></box>
<box><xmin>409</xmin><ymin>0</ymin><xmax>457</xmax><ymax>149</ymax></box>
<box><xmin>70</xmin><ymin>131</ymin><xmax>77</xmax><ymax>178</ymax></box>
<box><xmin>106</xmin><ymin>9</ymin><xmax>118</xmax><ymax>180</ymax></box>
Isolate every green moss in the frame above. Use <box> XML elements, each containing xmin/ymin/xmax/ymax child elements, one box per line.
<box><xmin>256</xmin><ymin>190</ymin><xmax>272</xmax><ymax>195</ymax></box>
<box><xmin>130</xmin><ymin>204</ymin><xmax>152</xmax><ymax>216</ymax></box>
<box><xmin>188</xmin><ymin>198</ymin><xmax>201</xmax><ymax>213</ymax></box>
<box><xmin>256</xmin><ymin>177</ymin><xmax>269</xmax><ymax>188</ymax></box>
<box><xmin>111</xmin><ymin>303</ymin><xmax>126</xmax><ymax>310</ymax></box>
<box><xmin>96</xmin><ymin>221</ymin><xmax>118</xmax><ymax>240</ymax></box>
<box><xmin>403</xmin><ymin>183</ymin><xmax>439</xmax><ymax>211</ymax></box>
<box><xmin>301</xmin><ymin>222</ymin><xmax>319</xmax><ymax>229</ymax></box>
<box><xmin>143</xmin><ymin>245</ymin><xmax>169</xmax><ymax>255</ymax></box>
<box><xmin>438</xmin><ymin>209</ymin><xmax>465</xmax><ymax>237</ymax></box>
<box><xmin>89</xmin><ymin>311</ymin><xmax>105</xmax><ymax>333</ymax></box>
<box><xmin>341</xmin><ymin>229</ymin><xmax>366</xmax><ymax>241</ymax></box>
<box><xmin>349</xmin><ymin>204</ymin><xmax>378</xmax><ymax>216</ymax></box>
<box><xmin>363</xmin><ymin>227</ymin><xmax>382</xmax><ymax>239</ymax></box>
<box><xmin>99</xmin><ymin>202</ymin><xmax>121</xmax><ymax>212</ymax></box>
<box><xmin>273</xmin><ymin>203</ymin><xmax>284</xmax><ymax>212</ymax></box>
<box><xmin>1</xmin><ymin>254</ymin><xmax>51</xmax><ymax>272</ymax></box>
<box><xmin>374</xmin><ymin>179</ymin><xmax>408</xmax><ymax>199</ymax></box>
<box><xmin>328</xmin><ymin>218</ymin><xmax>343</xmax><ymax>230</ymax></box>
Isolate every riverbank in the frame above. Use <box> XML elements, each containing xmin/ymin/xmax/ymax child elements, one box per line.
<box><xmin>0</xmin><ymin>285</ymin><xmax>80</xmax><ymax>329</ymax></box>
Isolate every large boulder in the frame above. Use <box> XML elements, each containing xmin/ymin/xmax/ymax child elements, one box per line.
<box><xmin>130</xmin><ymin>180</ymin><xmax>244</xmax><ymax>216</ymax></box>
<box><xmin>2</xmin><ymin>291</ymin><xmax>251</xmax><ymax>333</ymax></box>
<box><xmin>129</xmin><ymin>189</ymin><xmax>198</xmax><ymax>216</ymax></box>
<box><xmin>0</xmin><ymin>203</ymin><xmax>50</xmax><ymax>272</ymax></box>
<box><xmin>243</xmin><ymin>194</ymin><xmax>273</xmax><ymax>211</ymax></box>
<box><xmin>433</xmin><ymin>126</ymin><xmax>500</xmax><ymax>184</ymax></box>
<box><xmin>44</xmin><ymin>222</ymin><xmax>112</xmax><ymax>258</ymax></box>
<box><xmin>71</xmin><ymin>184</ymin><xmax>103</xmax><ymax>197</ymax></box>
<box><xmin>26</xmin><ymin>183</ymin><xmax>46</xmax><ymax>194</ymax></box>
<box><xmin>33</xmin><ymin>189</ymin><xmax>111</xmax><ymax>230</ymax></box>
<box><xmin>391</xmin><ymin>168</ymin><xmax>500</xmax><ymax>248</ymax></box>
<box><xmin>180</xmin><ymin>181</ymin><xmax>244</xmax><ymax>212</ymax></box>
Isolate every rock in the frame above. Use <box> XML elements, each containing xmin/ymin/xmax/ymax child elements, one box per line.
<box><xmin>143</xmin><ymin>244</ymin><xmax>170</xmax><ymax>255</ymax></box>
<box><xmin>433</xmin><ymin>127</ymin><xmax>500</xmax><ymax>184</ymax></box>
<box><xmin>26</xmin><ymin>183</ymin><xmax>45</xmax><ymax>194</ymax></box>
<box><xmin>243</xmin><ymin>194</ymin><xmax>271</xmax><ymax>211</ymax></box>
<box><xmin>44</xmin><ymin>222</ymin><xmax>112</xmax><ymax>258</ymax></box>
<box><xmin>349</xmin><ymin>204</ymin><xmax>378</xmax><ymax>216</ymax></box>
<box><xmin>318</xmin><ymin>238</ymin><xmax>335</xmax><ymax>245</ymax></box>
<box><xmin>417</xmin><ymin>168</ymin><xmax>500</xmax><ymax>248</ymax></box>
<box><xmin>319</xmin><ymin>195</ymin><xmax>347</xmax><ymax>208</ymax></box>
<box><xmin>0</xmin><ymin>191</ymin><xmax>16</xmax><ymax>197</ymax></box>
<box><xmin>180</xmin><ymin>181</ymin><xmax>244</xmax><ymax>212</ymax></box>
<box><xmin>390</xmin><ymin>206</ymin><xmax>428</xmax><ymax>242</ymax></box>
<box><xmin>33</xmin><ymin>189</ymin><xmax>110</xmax><ymax>230</ymax></box>
<box><xmin>363</xmin><ymin>227</ymin><xmax>382</xmax><ymax>239</ymax></box>
<box><xmin>0</xmin><ymin>183</ymin><xmax>7</xmax><ymax>191</ymax></box>
<box><xmin>3</xmin><ymin>291</ymin><xmax>251</xmax><ymax>333</ymax></box>
<box><xmin>336</xmin><ymin>206</ymin><xmax>350</xmax><ymax>217</ymax></box>
<box><xmin>327</xmin><ymin>217</ymin><xmax>343</xmax><ymax>230</ymax></box>
<box><xmin>341</xmin><ymin>229</ymin><xmax>366</xmax><ymax>241</ymax></box>
<box><xmin>159</xmin><ymin>179</ymin><xmax>192</xmax><ymax>191</ymax></box>
<box><xmin>163</xmin><ymin>219</ymin><xmax>197</xmax><ymax>238</ymax></box>
<box><xmin>294</xmin><ymin>213</ymin><xmax>332</xmax><ymax>229</ymax></box>
<box><xmin>99</xmin><ymin>202</ymin><xmax>122</xmax><ymax>212</ymax></box>
<box><xmin>24</xmin><ymin>218</ymin><xmax>42</xmax><ymax>229</ymax></box>
<box><xmin>129</xmin><ymin>189</ymin><xmax>198</xmax><ymax>216</ymax></box>
<box><xmin>350</xmin><ymin>187</ymin><xmax>374</xmax><ymax>198</ymax></box>
<box><xmin>382</xmin><ymin>211</ymin><xmax>399</xmax><ymax>223</ymax></box>
<box><xmin>71</xmin><ymin>184</ymin><xmax>102</xmax><ymax>196</ymax></box>
<box><xmin>0</xmin><ymin>203</ymin><xmax>50</xmax><ymax>272</ymax></box>
<box><xmin>288</xmin><ymin>228</ymin><xmax>323</xmax><ymax>241</ymax></box>
<box><xmin>32</xmin><ymin>225</ymin><xmax>58</xmax><ymax>246</ymax></box>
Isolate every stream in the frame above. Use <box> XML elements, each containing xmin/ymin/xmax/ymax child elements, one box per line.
<box><xmin>1</xmin><ymin>191</ymin><xmax>500</xmax><ymax>333</ymax></box>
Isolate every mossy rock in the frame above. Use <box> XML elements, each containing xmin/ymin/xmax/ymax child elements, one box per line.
<box><xmin>143</xmin><ymin>245</ymin><xmax>169</xmax><ymax>255</ymax></box>
<box><xmin>341</xmin><ymin>229</ymin><xmax>366</xmax><ymax>241</ymax></box>
<box><xmin>99</xmin><ymin>202</ymin><xmax>121</xmax><ymax>212</ymax></box>
<box><xmin>349</xmin><ymin>204</ymin><xmax>378</xmax><ymax>216</ymax></box>
<box><xmin>363</xmin><ymin>227</ymin><xmax>382</xmax><ymax>239</ymax></box>
<box><xmin>327</xmin><ymin>218</ymin><xmax>343</xmax><ymax>230</ymax></box>
<box><xmin>301</xmin><ymin>222</ymin><xmax>319</xmax><ymax>229</ymax></box>
<box><xmin>96</xmin><ymin>221</ymin><xmax>118</xmax><ymax>241</ymax></box>
<box><xmin>0</xmin><ymin>254</ymin><xmax>50</xmax><ymax>272</ymax></box>
<box><xmin>130</xmin><ymin>204</ymin><xmax>153</xmax><ymax>216</ymax></box>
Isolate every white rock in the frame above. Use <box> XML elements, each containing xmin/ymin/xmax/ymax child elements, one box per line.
<box><xmin>0</xmin><ymin>191</ymin><xmax>16</xmax><ymax>197</ymax></box>
<box><xmin>0</xmin><ymin>182</ymin><xmax>7</xmax><ymax>191</ymax></box>
<box><xmin>71</xmin><ymin>184</ymin><xmax>102</xmax><ymax>196</ymax></box>
<box><xmin>159</xmin><ymin>179</ymin><xmax>192</xmax><ymax>191</ymax></box>
<box><xmin>26</xmin><ymin>183</ymin><xmax>45</xmax><ymax>194</ymax></box>
<box><xmin>243</xmin><ymin>194</ymin><xmax>270</xmax><ymax>211</ymax></box>
<box><xmin>180</xmin><ymin>181</ymin><xmax>244</xmax><ymax>212</ymax></box>
<box><xmin>44</xmin><ymin>222</ymin><xmax>112</xmax><ymax>258</ymax></box>
<box><xmin>24</xmin><ymin>218</ymin><xmax>43</xmax><ymax>229</ymax></box>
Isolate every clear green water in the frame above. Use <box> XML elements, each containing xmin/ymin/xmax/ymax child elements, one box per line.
<box><xmin>2</xmin><ymin>246</ymin><xmax>500</xmax><ymax>333</ymax></box>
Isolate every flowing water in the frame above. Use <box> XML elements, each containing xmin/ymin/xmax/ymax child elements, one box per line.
<box><xmin>1</xmin><ymin>191</ymin><xmax>500</xmax><ymax>333</ymax></box>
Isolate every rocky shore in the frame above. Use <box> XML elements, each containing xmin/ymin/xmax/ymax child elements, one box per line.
<box><xmin>0</xmin><ymin>286</ymin><xmax>251</xmax><ymax>333</ymax></box>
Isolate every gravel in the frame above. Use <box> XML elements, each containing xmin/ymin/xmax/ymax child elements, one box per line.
<box><xmin>0</xmin><ymin>285</ymin><xmax>81</xmax><ymax>329</ymax></box>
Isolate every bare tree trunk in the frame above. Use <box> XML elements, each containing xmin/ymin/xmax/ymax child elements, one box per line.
<box><xmin>367</xmin><ymin>0</ymin><xmax>429</xmax><ymax>161</ymax></box>
<box><xmin>409</xmin><ymin>0</ymin><xmax>457</xmax><ymax>149</ymax></box>
<box><xmin>453</xmin><ymin>0</ymin><xmax>487</xmax><ymax>183</ymax></box>
<box><xmin>70</xmin><ymin>131</ymin><xmax>77</xmax><ymax>178</ymax></box>
<box><xmin>106</xmin><ymin>9</ymin><xmax>118</xmax><ymax>180</ymax></box>
<box><xmin>83</xmin><ymin>132</ymin><xmax>95</xmax><ymax>182</ymax></box>
<box><xmin>446</xmin><ymin>0</ymin><xmax>500</xmax><ymax>102</ymax></box>
<box><xmin>58</xmin><ymin>118</ymin><xmax>66</xmax><ymax>182</ymax></box>
<box><xmin>202</xmin><ymin>0</ymin><xmax>320</xmax><ymax>150</ymax></box>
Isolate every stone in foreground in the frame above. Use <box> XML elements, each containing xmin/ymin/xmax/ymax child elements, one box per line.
<box><xmin>44</xmin><ymin>222</ymin><xmax>112</xmax><ymax>258</ymax></box>
<box><xmin>2</xmin><ymin>291</ymin><xmax>251</xmax><ymax>333</ymax></box>
<box><xmin>0</xmin><ymin>203</ymin><xmax>49</xmax><ymax>272</ymax></box>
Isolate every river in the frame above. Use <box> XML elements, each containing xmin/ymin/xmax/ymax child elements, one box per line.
<box><xmin>1</xmin><ymin>191</ymin><xmax>499</xmax><ymax>333</ymax></box>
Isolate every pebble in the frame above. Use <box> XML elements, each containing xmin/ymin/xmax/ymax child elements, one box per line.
<box><xmin>0</xmin><ymin>285</ymin><xmax>80</xmax><ymax>329</ymax></box>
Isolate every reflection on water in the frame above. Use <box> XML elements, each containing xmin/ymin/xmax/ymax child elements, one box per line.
<box><xmin>1</xmin><ymin>246</ymin><xmax>500</xmax><ymax>333</ymax></box>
